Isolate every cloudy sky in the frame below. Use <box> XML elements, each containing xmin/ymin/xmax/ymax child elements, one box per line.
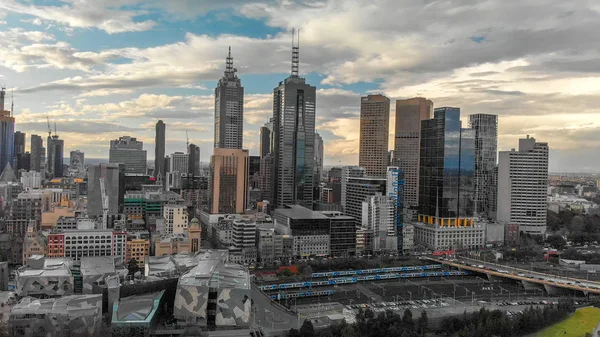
<box><xmin>1</xmin><ymin>0</ymin><xmax>599</xmax><ymax>172</ymax></box>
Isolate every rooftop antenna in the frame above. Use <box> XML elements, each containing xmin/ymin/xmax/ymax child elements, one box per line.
<box><xmin>10</xmin><ymin>89</ymin><xmax>13</xmax><ymax>117</ymax></box>
<box><xmin>225</xmin><ymin>46</ymin><xmax>234</xmax><ymax>77</ymax></box>
<box><xmin>291</xmin><ymin>28</ymin><xmax>300</xmax><ymax>77</ymax></box>
<box><xmin>186</xmin><ymin>130</ymin><xmax>189</xmax><ymax>148</ymax></box>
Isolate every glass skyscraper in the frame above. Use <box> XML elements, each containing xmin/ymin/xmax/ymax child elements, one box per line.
<box><xmin>272</xmin><ymin>41</ymin><xmax>316</xmax><ymax>209</ymax></box>
<box><xmin>0</xmin><ymin>88</ymin><xmax>14</xmax><ymax>173</ymax></box>
<box><xmin>469</xmin><ymin>114</ymin><xmax>498</xmax><ymax>219</ymax></box>
<box><xmin>418</xmin><ymin>107</ymin><xmax>475</xmax><ymax>224</ymax></box>
<box><xmin>214</xmin><ymin>47</ymin><xmax>244</xmax><ymax>149</ymax></box>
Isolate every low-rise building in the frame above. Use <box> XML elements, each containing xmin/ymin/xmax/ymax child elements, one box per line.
<box><xmin>80</xmin><ymin>256</ymin><xmax>117</xmax><ymax>294</ymax></box>
<box><xmin>154</xmin><ymin>218</ymin><xmax>201</xmax><ymax>256</ymax></box>
<box><xmin>274</xmin><ymin>205</ymin><xmax>330</xmax><ymax>258</ymax></box>
<box><xmin>15</xmin><ymin>257</ymin><xmax>74</xmax><ymax>297</ymax></box>
<box><xmin>111</xmin><ymin>290</ymin><xmax>165</xmax><ymax>336</ymax></box>
<box><xmin>413</xmin><ymin>220</ymin><xmax>485</xmax><ymax>251</ymax></box>
<box><xmin>22</xmin><ymin>223</ymin><xmax>47</xmax><ymax>265</ymax></box>
<box><xmin>47</xmin><ymin>229</ymin><xmax>127</xmax><ymax>264</ymax></box>
<box><xmin>402</xmin><ymin>224</ymin><xmax>415</xmax><ymax>254</ymax></box>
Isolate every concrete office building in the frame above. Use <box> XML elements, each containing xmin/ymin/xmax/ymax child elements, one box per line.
<box><xmin>345</xmin><ymin>176</ymin><xmax>386</xmax><ymax>228</ymax></box>
<box><xmin>20</xmin><ymin>171</ymin><xmax>41</xmax><ymax>189</ymax></box>
<box><xmin>327</xmin><ymin>214</ymin><xmax>356</xmax><ymax>257</ymax></box>
<box><xmin>30</xmin><ymin>134</ymin><xmax>44</xmax><ymax>172</ymax></box>
<box><xmin>47</xmin><ymin>229</ymin><xmax>127</xmax><ymax>264</ymax></box>
<box><xmin>341</xmin><ymin>166</ymin><xmax>366</xmax><ymax>211</ymax></box>
<box><xmin>215</xmin><ymin>47</ymin><xmax>244</xmax><ymax>149</ymax></box>
<box><xmin>109</xmin><ymin>136</ymin><xmax>147</xmax><ymax>174</ymax></box>
<box><xmin>274</xmin><ymin>205</ymin><xmax>330</xmax><ymax>257</ymax></box>
<box><xmin>497</xmin><ymin>136</ymin><xmax>549</xmax><ymax>235</ymax></box>
<box><xmin>169</xmin><ymin>152</ymin><xmax>189</xmax><ymax>174</ymax></box>
<box><xmin>259</xmin><ymin>118</ymin><xmax>273</xmax><ymax>158</ymax></box>
<box><xmin>47</xmin><ymin>134</ymin><xmax>64</xmax><ymax>178</ymax></box>
<box><xmin>164</xmin><ymin>204</ymin><xmax>188</xmax><ymax>235</ymax></box>
<box><xmin>469</xmin><ymin>114</ymin><xmax>498</xmax><ymax>219</ymax></box>
<box><xmin>393</xmin><ymin>97</ymin><xmax>432</xmax><ymax>208</ymax></box>
<box><xmin>209</xmin><ymin>148</ymin><xmax>249</xmax><ymax>214</ymax></box>
<box><xmin>363</xmin><ymin>193</ymin><xmax>397</xmax><ymax>252</ymax></box>
<box><xmin>314</xmin><ymin>131</ymin><xmax>324</xmax><ymax>179</ymax></box>
<box><xmin>69</xmin><ymin>150</ymin><xmax>84</xmax><ymax>170</ymax></box>
<box><xmin>87</xmin><ymin>163</ymin><xmax>124</xmax><ymax>221</ymax></box>
<box><xmin>413</xmin><ymin>221</ymin><xmax>485</xmax><ymax>251</ymax></box>
<box><xmin>231</xmin><ymin>219</ymin><xmax>257</xmax><ymax>264</ymax></box>
<box><xmin>359</xmin><ymin>94</ymin><xmax>390</xmax><ymax>178</ymax></box>
<box><xmin>155</xmin><ymin>120</ymin><xmax>166</xmax><ymax>179</ymax></box>
<box><xmin>272</xmin><ymin>39</ymin><xmax>316</xmax><ymax>209</ymax></box>
<box><xmin>0</xmin><ymin>89</ymin><xmax>14</xmax><ymax>174</ymax></box>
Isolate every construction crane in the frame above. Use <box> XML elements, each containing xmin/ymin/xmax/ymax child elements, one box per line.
<box><xmin>186</xmin><ymin>130</ymin><xmax>189</xmax><ymax>148</ymax></box>
<box><xmin>99</xmin><ymin>165</ymin><xmax>109</xmax><ymax>229</ymax></box>
<box><xmin>46</xmin><ymin>115</ymin><xmax>52</xmax><ymax>138</ymax></box>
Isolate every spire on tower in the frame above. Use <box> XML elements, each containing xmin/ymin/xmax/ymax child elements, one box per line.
<box><xmin>10</xmin><ymin>89</ymin><xmax>14</xmax><ymax>117</ymax></box>
<box><xmin>225</xmin><ymin>46</ymin><xmax>234</xmax><ymax>77</ymax></box>
<box><xmin>291</xmin><ymin>28</ymin><xmax>300</xmax><ymax>77</ymax></box>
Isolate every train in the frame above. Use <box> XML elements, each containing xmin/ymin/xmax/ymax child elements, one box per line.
<box><xmin>259</xmin><ymin>270</ymin><xmax>469</xmax><ymax>291</ymax></box>
<box><xmin>268</xmin><ymin>289</ymin><xmax>334</xmax><ymax>300</ymax></box>
<box><xmin>311</xmin><ymin>264</ymin><xmax>443</xmax><ymax>278</ymax></box>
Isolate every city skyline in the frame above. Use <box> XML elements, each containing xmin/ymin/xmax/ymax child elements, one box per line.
<box><xmin>0</xmin><ymin>1</ymin><xmax>597</xmax><ymax>172</ymax></box>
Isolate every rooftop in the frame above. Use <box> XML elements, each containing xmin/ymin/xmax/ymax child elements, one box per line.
<box><xmin>112</xmin><ymin>290</ymin><xmax>164</xmax><ymax>324</ymax></box>
<box><xmin>80</xmin><ymin>257</ymin><xmax>116</xmax><ymax>276</ymax></box>
<box><xmin>11</xmin><ymin>294</ymin><xmax>101</xmax><ymax>316</ymax></box>
<box><xmin>274</xmin><ymin>205</ymin><xmax>329</xmax><ymax>220</ymax></box>
<box><xmin>178</xmin><ymin>250</ymin><xmax>249</xmax><ymax>289</ymax></box>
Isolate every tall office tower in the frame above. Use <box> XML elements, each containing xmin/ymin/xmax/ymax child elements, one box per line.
<box><xmin>314</xmin><ymin>131</ymin><xmax>324</xmax><ymax>178</ymax></box>
<box><xmin>419</xmin><ymin>107</ymin><xmax>475</xmax><ymax>224</ymax></box>
<box><xmin>272</xmin><ymin>35</ymin><xmax>316</xmax><ymax>209</ymax></box>
<box><xmin>214</xmin><ymin>47</ymin><xmax>244</xmax><ymax>149</ymax></box>
<box><xmin>187</xmin><ymin>143</ymin><xmax>200</xmax><ymax>176</ymax></box>
<box><xmin>341</xmin><ymin>166</ymin><xmax>366</xmax><ymax>211</ymax></box>
<box><xmin>0</xmin><ymin>88</ymin><xmax>15</xmax><ymax>173</ymax></box>
<box><xmin>87</xmin><ymin>163</ymin><xmax>125</xmax><ymax>220</ymax></box>
<box><xmin>469</xmin><ymin>114</ymin><xmax>498</xmax><ymax>219</ymax></box>
<box><xmin>13</xmin><ymin>131</ymin><xmax>25</xmax><ymax>169</ymax></box>
<box><xmin>169</xmin><ymin>152</ymin><xmax>189</xmax><ymax>174</ymax></box>
<box><xmin>393</xmin><ymin>97</ymin><xmax>433</xmax><ymax>208</ymax></box>
<box><xmin>69</xmin><ymin>150</ymin><xmax>85</xmax><ymax>170</ymax></box>
<box><xmin>347</xmin><ymin>177</ymin><xmax>387</xmax><ymax>252</ymax></box>
<box><xmin>421</xmin><ymin>108</ymin><xmax>473</xmax><ymax>220</ymax></box>
<box><xmin>30</xmin><ymin>135</ymin><xmax>43</xmax><ymax>172</ymax></box>
<box><xmin>155</xmin><ymin>120</ymin><xmax>166</xmax><ymax>179</ymax></box>
<box><xmin>259</xmin><ymin>154</ymin><xmax>273</xmax><ymax>203</ymax></box>
<box><xmin>209</xmin><ymin>148</ymin><xmax>249</xmax><ymax>214</ymax></box>
<box><xmin>109</xmin><ymin>136</ymin><xmax>147</xmax><ymax>174</ymax></box>
<box><xmin>497</xmin><ymin>136</ymin><xmax>549</xmax><ymax>235</ymax></box>
<box><xmin>387</xmin><ymin>167</ymin><xmax>405</xmax><ymax>252</ymax></box>
<box><xmin>46</xmin><ymin>134</ymin><xmax>64</xmax><ymax>178</ymax></box>
<box><xmin>359</xmin><ymin>94</ymin><xmax>390</xmax><ymax>178</ymax></box>
<box><xmin>363</xmin><ymin>193</ymin><xmax>396</xmax><ymax>252</ymax></box>
<box><xmin>259</xmin><ymin>118</ymin><xmax>273</xmax><ymax>158</ymax></box>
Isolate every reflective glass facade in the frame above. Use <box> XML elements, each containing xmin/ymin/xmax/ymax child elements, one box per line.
<box><xmin>419</xmin><ymin>107</ymin><xmax>475</xmax><ymax>219</ymax></box>
<box><xmin>0</xmin><ymin>111</ymin><xmax>15</xmax><ymax>172</ymax></box>
<box><xmin>469</xmin><ymin>114</ymin><xmax>498</xmax><ymax>219</ymax></box>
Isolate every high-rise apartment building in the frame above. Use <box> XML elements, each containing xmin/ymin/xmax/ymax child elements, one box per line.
<box><xmin>155</xmin><ymin>120</ymin><xmax>166</xmax><ymax>179</ymax></box>
<box><xmin>209</xmin><ymin>148</ymin><xmax>249</xmax><ymax>214</ymax></box>
<box><xmin>109</xmin><ymin>136</ymin><xmax>147</xmax><ymax>174</ymax></box>
<box><xmin>393</xmin><ymin>97</ymin><xmax>432</xmax><ymax>208</ymax></box>
<box><xmin>0</xmin><ymin>89</ymin><xmax>15</xmax><ymax>173</ymax></box>
<box><xmin>497</xmin><ymin>136</ymin><xmax>549</xmax><ymax>235</ymax></box>
<box><xmin>46</xmin><ymin>135</ymin><xmax>64</xmax><ymax>178</ymax></box>
<box><xmin>30</xmin><ymin>135</ymin><xmax>44</xmax><ymax>172</ymax></box>
<box><xmin>419</xmin><ymin>107</ymin><xmax>475</xmax><ymax>224</ymax></box>
<box><xmin>359</xmin><ymin>94</ymin><xmax>390</xmax><ymax>178</ymax></box>
<box><xmin>259</xmin><ymin>118</ymin><xmax>273</xmax><ymax>158</ymax></box>
<box><xmin>341</xmin><ymin>166</ymin><xmax>366</xmax><ymax>211</ymax></box>
<box><xmin>214</xmin><ymin>47</ymin><xmax>244</xmax><ymax>149</ymax></box>
<box><xmin>469</xmin><ymin>114</ymin><xmax>498</xmax><ymax>219</ymax></box>
<box><xmin>272</xmin><ymin>40</ymin><xmax>316</xmax><ymax>209</ymax></box>
<box><xmin>69</xmin><ymin>150</ymin><xmax>85</xmax><ymax>170</ymax></box>
<box><xmin>363</xmin><ymin>193</ymin><xmax>397</xmax><ymax>252</ymax></box>
<box><xmin>87</xmin><ymin>164</ymin><xmax>125</xmax><ymax>221</ymax></box>
<box><xmin>169</xmin><ymin>152</ymin><xmax>188</xmax><ymax>174</ymax></box>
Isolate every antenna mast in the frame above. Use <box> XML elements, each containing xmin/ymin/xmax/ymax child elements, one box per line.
<box><xmin>291</xmin><ymin>28</ymin><xmax>300</xmax><ymax>77</ymax></box>
<box><xmin>225</xmin><ymin>46</ymin><xmax>234</xmax><ymax>77</ymax></box>
<box><xmin>10</xmin><ymin>89</ymin><xmax>13</xmax><ymax>117</ymax></box>
<box><xmin>47</xmin><ymin>116</ymin><xmax>52</xmax><ymax>138</ymax></box>
<box><xmin>186</xmin><ymin>130</ymin><xmax>189</xmax><ymax>148</ymax></box>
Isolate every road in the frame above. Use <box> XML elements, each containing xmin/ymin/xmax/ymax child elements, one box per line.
<box><xmin>429</xmin><ymin>257</ymin><xmax>600</xmax><ymax>294</ymax></box>
<box><xmin>251</xmin><ymin>283</ymin><xmax>299</xmax><ymax>337</ymax></box>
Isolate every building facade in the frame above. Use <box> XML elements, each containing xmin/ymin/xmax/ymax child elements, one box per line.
<box><xmin>163</xmin><ymin>204</ymin><xmax>188</xmax><ymax>235</ymax></box>
<box><xmin>87</xmin><ymin>164</ymin><xmax>124</xmax><ymax>220</ymax></box>
<box><xmin>273</xmin><ymin>205</ymin><xmax>330</xmax><ymax>257</ymax></box>
<box><xmin>209</xmin><ymin>148</ymin><xmax>249</xmax><ymax>214</ymax></box>
<box><xmin>187</xmin><ymin>143</ymin><xmax>200</xmax><ymax>176</ymax></box>
<box><xmin>362</xmin><ymin>193</ymin><xmax>397</xmax><ymax>252</ymax></box>
<box><xmin>271</xmin><ymin>49</ymin><xmax>317</xmax><ymax>209</ymax></box>
<box><xmin>469</xmin><ymin>114</ymin><xmax>498</xmax><ymax>219</ymax></box>
<box><xmin>47</xmin><ymin>229</ymin><xmax>127</xmax><ymax>264</ymax></box>
<box><xmin>341</xmin><ymin>166</ymin><xmax>366</xmax><ymax>211</ymax></box>
<box><xmin>169</xmin><ymin>152</ymin><xmax>189</xmax><ymax>174</ymax></box>
<box><xmin>259</xmin><ymin>118</ymin><xmax>273</xmax><ymax>158</ymax></box>
<box><xmin>359</xmin><ymin>94</ymin><xmax>390</xmax><ymax>178</ymax></box>
<box><xmin>109</xmin><ymin>136</ymin><xmax>147</xmax><ymax>174</ymax></box>
<box><xmin>47</xmin><ymin>134</ymin><xmax>64</xmax><ymax>178</ymax></box>
<box><xmin>413</xmin><ymin>221</ymin><xmax>485</xmax><ymax>251</ymax></box>
<box><xmin>30</xmin><ymin>134</ymin><xmax>44</xmax><ymax>172</ymax></box>
<box><xmin>215</xmin><ymin>47</ymin><xmax>244</xmax><ymax>149</ymax></box>
<box><xmin>393</xmin><ymin>97</ymin><xmax>432</xmax><ymax>208</ymax></box>
<box><xmin>0</xmin><ymin>91</ymin><xmax>14</xmax><ymax>174</ymax></box>
<box><xmin>345</xmin><ymin>176</ymin><xmax>386</xmax><ymax>228</ymax></box>
<box><xmin>69</xmin><ymin>150</ymin><xmax>85</xmax><ymax>171</ymax></box>
<box><xmin>497</xmin><ymin>136</ymin><xmax>549</xmax><ymax>235</ymax></box>
<box><xmin>155</xmin><ymin>120</ymin><xmax>166</xmax><ymax>179</ymax></box>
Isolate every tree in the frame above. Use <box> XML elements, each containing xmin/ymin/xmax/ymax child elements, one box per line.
<box><xmin>545</xmin><ymin>235</ymin><xmax>566</xmax><ymax>250</ymax></box>
<box><xmin>289</xmin><ymin>328</ymin><xmax>302</xmax><ymax>337</ymax></box>
<box><xmin>417</xmin><ymin>310</ymin><xmax>428</xmax><ymax>336</ymax></box>
<box><xmin>280</xmin><ymin>268</ymin><xmax>293</xmax><ymax>277</ymax></box>
<box><xmin>547</xmin><ymin>210</ymin><xmax>562</xmax><ymax>232</ymax></box>
<box><xmin>340</xmin><ymin>325</ymin><xmax>358</xmax><ymax>337</ymax></box>
<box><xmin>127</xmin><ymin>258</ymin><xmax>138</xmax><ymax>277</ymax></box>
<box><xmin>300</xmin><ymin>319</ymin><xmax>315</xmax><ymax>337</ymax></box>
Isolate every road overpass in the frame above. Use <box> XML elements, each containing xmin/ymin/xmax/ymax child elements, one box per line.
<box><xmin>427</xmin><ymin>257</ymin><xmax>600</xmax><ymax>296</ymax></box>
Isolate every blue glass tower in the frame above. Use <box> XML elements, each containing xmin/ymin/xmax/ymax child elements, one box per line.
<box><xmin>387</xmin><ymin>167</ymin><xmax>405</xmax><ymax>252</ymax></box>
<box><xmin>418</xmin><ymin>107</ymin><xmax>475</xmax><ymax>225</ymax></box>
<box><xmin>0</xmin><ymin>88</ymin><xmax>15</xmax><ymax>172</ymax></box>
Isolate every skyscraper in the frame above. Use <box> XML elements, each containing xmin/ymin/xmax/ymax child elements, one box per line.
<box><xmin>272</xmin><ymin>35</ymin><xmax>316</xmax><ymax>209</ymax></box>
<box><xmin>69</xmin><ymin>150</ymin><xmax>85</xmax><ymax>170</ymax></box>
<box><xmin>109</xmin><ymin>136</ymin><xmax>147</xmax><ymax>174</ymax></box>
<box><xmin>497</xmin><ymin>136</ymin><xmax>549</xmax><ymax>235</ymax></box>
<box><xmin>30</xmin><ymin>135</ymin><xmax>43</xmax><ymax>173</ymax></box>
<box><xmin>87</xmin><ymin>163</ymin><xmax>125</xmax><ymax>220</ymax></box>
<box><xmin>259</xmin><ymin>118</ymin><xmax>273</xmax><ymax>158</ymax></box>
<box><xmin>359</xmin><ymin>94</ymin><xmax>390</xmax><ymax>178</ymax></box>
<box><xmin>418</xmin><ymin>107</ymin><xmax>475</xmax><ymax>224</ymax></box>
<box><xmin>393</xmin><ymin>97</ymin><xmax>432</xmax><ymax>208</ymax></box>
<box><xmin>314</xmin><ymin>131</ymin><xmax>323</xmax><ymax>179</ymax></box>
<box><xmin>214</xmin><ymin>47</ymin><xmax>244</xmax><ymax>149</ymax></box>
<box><xmin>169</xmin><ymin>152</ymin><xmax>189</xmax><ymax>174</ymax></box>
<box><xmin>341</xmin><ymin>166</ymin><xmax>366</xmax><ymax>211</ymax></box>
<box><xmin>469</xmin><ymin>114</ymin><xmax>498</xmax><ymax>219</ymax></box>
<box><xmin>187</xmin><ymin>143</ymin><xmax>200</xmax><ymax>176</ymax></box>
<box><xmin>155</xmin><ymin>120</ymin><xmax>166</xmax><ymax>179</ymax></box>
<box><xmin>209</xmin><ymin>148</ymin><xmax>249</xmax><ymax>214</ymax></box>
<box><xmin>0</xmin><ymin>88</ymin><xmax>15</xmax><ymax>174</ymax></box>
<box><xmin>46</xmin><ymin>134</ymin><xmax>64</xmax><ymax>178</ymax></box>
<box><xmin>13</xmin><ymin>131</ymin><xmax>25</xmax><ymax>171</ymax></box>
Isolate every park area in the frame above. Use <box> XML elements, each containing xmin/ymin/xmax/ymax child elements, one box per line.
<box><xmin>534</xmin><ymin>307</ymin><xmax>600</xmax><ymax>337</ymax></box>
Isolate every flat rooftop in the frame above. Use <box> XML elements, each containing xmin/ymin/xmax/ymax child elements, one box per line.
<box><xmin>275</xmin><ymin>205</ymin><xmax>329</xmax><ymax>220</ymax></box>
<box><xmin>112</xmin><ymin>290</ymin><xmax>164</xmax><ymax>324</ymax></box>
<box><xmin>11</xmin><ymin>294</ymin><xmax>101</xmax><ymax>316</ymax></box>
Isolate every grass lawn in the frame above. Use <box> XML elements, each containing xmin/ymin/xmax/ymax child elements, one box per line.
<box><xmin>535</xmin><ymin>307</ymin><xmax>600</xmax><ymax>337</ymax></box>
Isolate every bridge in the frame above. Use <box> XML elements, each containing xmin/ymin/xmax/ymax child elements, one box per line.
<box><xmin>427</xmin><ymin>257</ymin><xmax>600</xmax><ymax>296</ymax></box>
